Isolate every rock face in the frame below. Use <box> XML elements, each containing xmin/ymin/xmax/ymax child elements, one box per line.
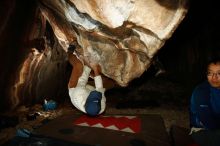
<box><xmin>0</xmin><ymin>0</ymin><xmax>188</xmax><ymax>110</ymax></box>
<box><xmin>38</xmin><ymin>0</ymin><xmax>188</xmax><ymax>86</ymax></box>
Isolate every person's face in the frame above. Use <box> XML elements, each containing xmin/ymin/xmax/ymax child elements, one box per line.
<box><xmin>207</xmin><ymin>62</ymin><xmax>220</xmax><ymax>89</ymax></box>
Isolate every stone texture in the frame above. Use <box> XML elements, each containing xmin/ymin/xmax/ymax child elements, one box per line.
<box><xmin>5</xmin><ymin>0</ymin><xmax>188</xmax><ymax>108</ymax></box>
<box><xmin>37</xmin><ymin>0</ymin><xmax>188</xmax><ymax>86</ymax></box>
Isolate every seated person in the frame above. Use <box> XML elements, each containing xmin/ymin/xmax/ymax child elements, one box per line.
<box><xmin>67</xmin><ymin>44</ymin><xmax>106</xmax><ymax>116</ymax></box>
<box><xmin>190</xmin><ymin>57</ymin><xmax>220</xmax><ymax>130</ymax></box>
<box><xmin>189</xmin><ymin>57</ymin><xmax>220</xmax><ymax>146</ymax></box>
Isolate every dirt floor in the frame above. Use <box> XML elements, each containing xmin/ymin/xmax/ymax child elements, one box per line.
<box><xmin>0</xmin><ymin>100</ymin><xmax>190</xmax><ymax>145</ymax></box>
<box><xmin>0</xmin><ymin>68</ymin><xmax>193</xmax><ymax>145</ymax></box>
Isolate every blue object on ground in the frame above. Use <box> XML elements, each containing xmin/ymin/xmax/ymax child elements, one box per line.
<box><xmin>16</xmin><ymin>128</ymin><xmax>31</xmax><ymax>138</ymax></box>
<box><xmin>43</xmin><ymin>100</ymin><xmax>57</xmax><ymax>111</ymax></box>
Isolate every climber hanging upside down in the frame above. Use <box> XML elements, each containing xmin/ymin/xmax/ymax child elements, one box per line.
<box><xmin>67</xmin><ymin>43</ymin><xmax>106</xmax><ymax>116</ymax></box>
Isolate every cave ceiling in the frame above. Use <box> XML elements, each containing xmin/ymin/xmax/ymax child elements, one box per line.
<box><xmin>37</xmin><ymin>0</ymin><xmax>188</xmax><ymax>86</ymax></box>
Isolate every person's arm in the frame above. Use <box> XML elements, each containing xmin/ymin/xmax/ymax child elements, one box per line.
<box><xmin>94</xmin><ymin>76</ymin><xmax>104</xmax><ymax>92</ymax></box>
<box><xmin>94</xmin><ymin>74</ymin><xmax>106</xmax><ymax>114</ymax></box>
<box><xmin>67</xmin><ymin>44</ymin><xmax>77</xmax><ymax>66</ymax></box>
<box><xmin>90</xmin><ymin>63</ymin><xmax>105</xmax><ymax>93</ymax></box>
<box><xmin>190</xmin><ymin>85</ymin><xmax>220</xmax><ymax>130</ymax></box>
<box><xmin>190</xmin><ymin>93</ymin><xmax>203</xmax><ymax>128</ymax></box>
<box><xmin>90</xmin><ymin>63</ymin><xmax>106</xmax><ymax>115</ymax></box>
<box><xmin>68</xmin><ymin>53</ymin><xmax>84</xmax><ymax>88</ymax></box>
<box><xmin>198</xmin><ymin>105</ymin><xmax>220</xmax><ymax>129</ymax></box>
<box><xmin>76</xmin><ymin>65</ymin><xmax>91</xmax><ymax>87</ymax></box>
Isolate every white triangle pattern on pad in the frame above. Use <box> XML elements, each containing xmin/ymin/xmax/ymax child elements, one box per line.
<box><xmin>121</xmin><ymin>127</ymin><xmax>135</xmax><ymax>133</ymax></box>
<box><xmin>77</xmin><ymin>122</ymin><xmax>89</xmax><ymax>126</ymax></box>
<box><xmin>105</xmin><ymin>125</ymin><xmax>119</xmax><ymax>131</ymax></box>
<box><xmin>91</xmin><ymin>123</ymin><xmax>104</xmax><ymax>128</ymax></box>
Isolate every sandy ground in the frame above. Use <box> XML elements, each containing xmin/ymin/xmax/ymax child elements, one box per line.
<box><xmin>0</xmin><ymin>101</ymin><xmax>189</xmax><ymax>145</ymax></box>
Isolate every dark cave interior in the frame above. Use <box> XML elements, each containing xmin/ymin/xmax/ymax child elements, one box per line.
<box><xmin>0</xmin><ymin>0</ymin><xmax>220</xmax><ymax>111</ymax></box>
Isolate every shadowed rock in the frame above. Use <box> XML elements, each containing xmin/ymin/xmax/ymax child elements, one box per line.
<box><xmin>37</xmin><ymin>0</ymin><xmax>188</xmax><ymax>86</ymax></box>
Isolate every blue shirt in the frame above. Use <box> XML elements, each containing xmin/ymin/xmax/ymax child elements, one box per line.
<box><xmin>190</xmin><ymin>81</ymin><xmax>220</xmax><ymax>129</ymax></box>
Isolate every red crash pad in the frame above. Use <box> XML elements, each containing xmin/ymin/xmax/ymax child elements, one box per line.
<box><xmin>35</xmin><ymin>113</ymin><xmax>171</xmax><ymax>146</ymax></box>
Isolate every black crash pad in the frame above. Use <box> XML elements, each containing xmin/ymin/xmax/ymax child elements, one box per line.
<box><xmin>170</xmin><ymin>125</ymin><xmax>194</xmax><ymax>146</ymax></box>
<box><xmin>34</xmin><ymin>113</ymin><xmax>171</xmax><ymax>146</ymax></box>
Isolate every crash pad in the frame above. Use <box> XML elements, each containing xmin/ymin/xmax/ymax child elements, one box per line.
<box><xmin>35</xmin><ymin>113</ymin><xmax>171</xmax><ymax>146</ymax></box>
<box><xmin>170</xmin><ymin>125</ymin><xmax>194</xmax><ymax>146</ymax></box>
